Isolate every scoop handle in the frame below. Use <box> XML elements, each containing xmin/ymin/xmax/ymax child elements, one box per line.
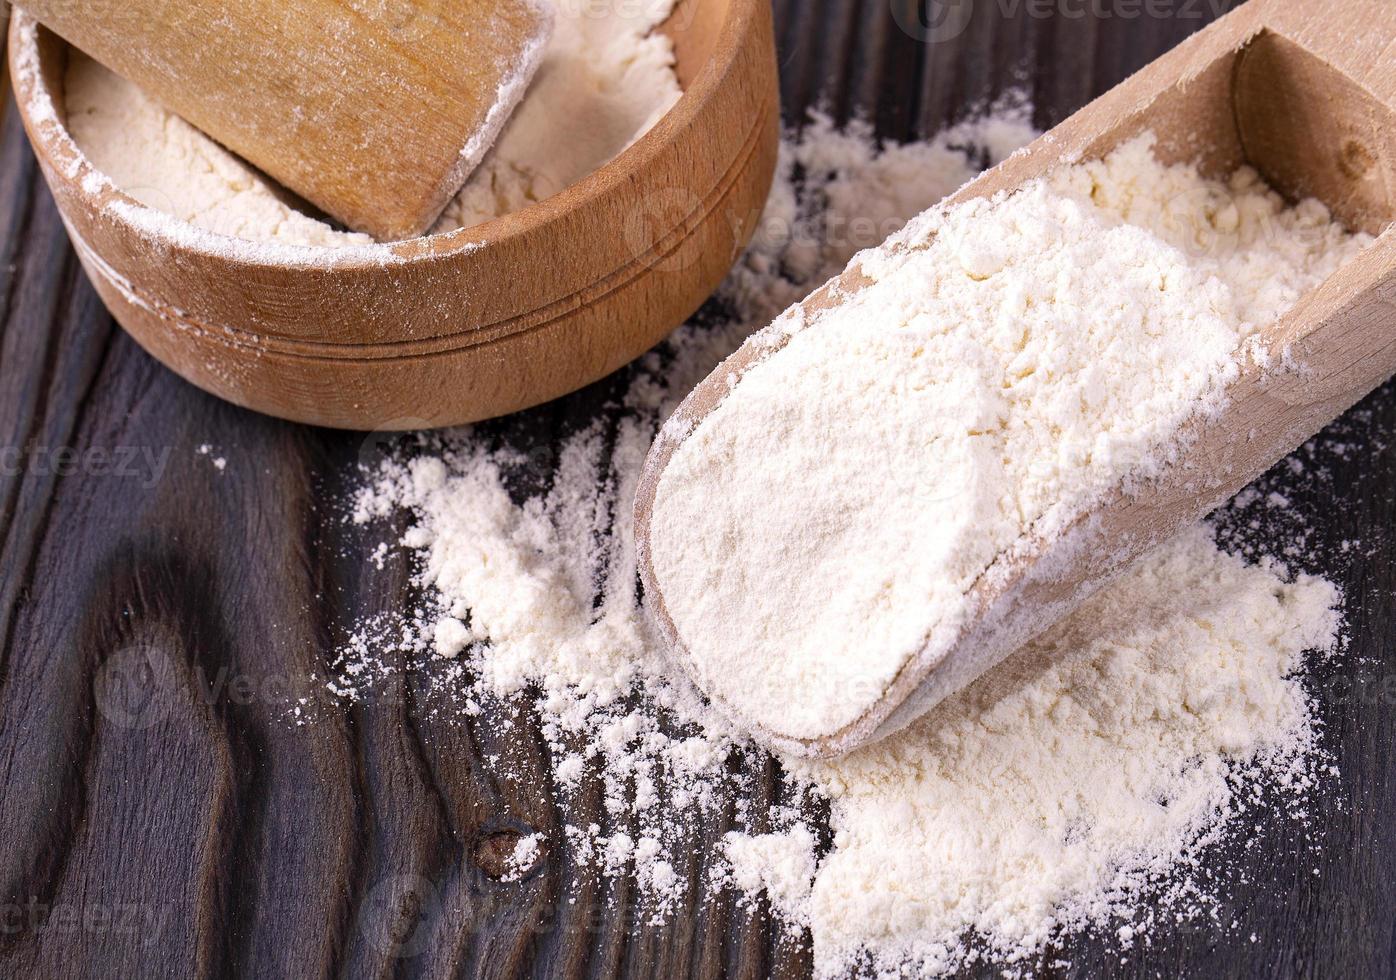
<box><xmin>16</xmin><ymin>0</ymin><xmax>553</xmax><ymax>239</ymax></box>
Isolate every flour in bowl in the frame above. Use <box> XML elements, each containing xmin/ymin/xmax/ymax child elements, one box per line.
<box><xmin>647</xmin><ymin>135</ymin><xmax>1369</xmax><ymax>743</ymax></box>
<box><xmin>62</xmin><ymin>0</ymin><xmax>682</xmax><ymax>246</ymax></box>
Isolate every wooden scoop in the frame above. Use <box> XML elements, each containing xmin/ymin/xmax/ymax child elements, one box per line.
<box><xmin>13</xmin><ymin>0</ymin><xmax>553</xmax><ymax>240</ymax></box>
<box><xmin>634</xmin><ymin>0</ymin><xmax>1396</xmax><ymax>760</ymax></box>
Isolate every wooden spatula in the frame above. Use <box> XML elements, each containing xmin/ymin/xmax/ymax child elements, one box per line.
<box><xmin>14</xmin><ymin>0</ymin><xmax>553</xmax><ymax>240</ymax></box>
<box><xmin>634</xmin><ymin>0</ymin><xmax>1396</xmax><ymax>759</ymax></box>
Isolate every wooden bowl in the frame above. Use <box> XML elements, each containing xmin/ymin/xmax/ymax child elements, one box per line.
<box><xmin>7</xmin><ymin>0</ymin><xmax>779</xmax><ymax>430</ymax></box>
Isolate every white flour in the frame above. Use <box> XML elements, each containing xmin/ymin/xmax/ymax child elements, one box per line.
<box><xmin>347</xmin><ymin>110</ymin><xmax>1351</xmax><ymax>976</ymax></box>
<box><xmin>501</xmin><ymin>832</ymin><xmax>547</xmax><ymax>882</ymax></box>
<box><xmin>648</xmin><ymin>136</ymin><xmax>1368</xmax><ymax>743</ymax></box>
<box><xmin>779</xmin><ymin>525</ymin><xmax>1339</xmax><ymax>975</ymax></box>
<box><xmin>62</xmin><ymin>0</ymin><xmax>681</xmax><ymax>246</ymax></box>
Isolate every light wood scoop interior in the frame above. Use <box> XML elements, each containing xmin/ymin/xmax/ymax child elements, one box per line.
<box><xmin>13</xmin><ymin>0</ymin><xmax>554</xmax><ymax>240</ymax></box>
<box><xmin>634</xmin><ymin>0</ymin><xmax>1396</xmax><ymax>759</ymax></box>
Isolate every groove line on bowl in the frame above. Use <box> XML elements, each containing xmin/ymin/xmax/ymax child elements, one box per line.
<box><xmin>63</xmin><ymin>97</ymin><xmax>778</xmax><ymax>363</ymax></box>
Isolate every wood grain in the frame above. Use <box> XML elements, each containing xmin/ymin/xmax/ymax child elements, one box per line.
<box><xmin>3</xmin><ymin>1</ymin><xmax>1396</xmax><ymax>978</ymax></box>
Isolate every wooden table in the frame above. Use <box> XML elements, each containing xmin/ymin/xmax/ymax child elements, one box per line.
<box><xmin>1</xmin><ymin>1</ymin><xmax>1393</xmax><ymax>976</ymax></box>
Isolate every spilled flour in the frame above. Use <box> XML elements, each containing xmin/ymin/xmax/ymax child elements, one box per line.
<box><xmin>346</xmin><ymin>108</ymin><xmax>1351</xmax><ymax>976</ymax></box>
<box><xmin>63</xmin><ymin>0</ymin><xmax>682</xmax><ymax>245</ymax></box>
<box><xmin>784</xmin><ymin>526</ymin><xmax>1339</xmax><ymax>973</ymax></box>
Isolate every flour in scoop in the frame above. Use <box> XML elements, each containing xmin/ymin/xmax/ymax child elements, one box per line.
<box><xmin>647</xmin><ymin>135</ymin><xmax>1369</xmax><ymax>743</ymax></box>
<box><xmin>63</xmin><ymin>0</ymin><xmax>681</xmax><ymax>246</ymax></box>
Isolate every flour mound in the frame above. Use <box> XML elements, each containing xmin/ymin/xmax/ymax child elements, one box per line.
<box><xmin>786</xmin><ymin>525</ymin><xmax>1340</xmax><ymax>976</ymax></box>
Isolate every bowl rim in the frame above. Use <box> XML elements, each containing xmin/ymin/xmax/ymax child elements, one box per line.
<box><xmin>8</xmin><ymin>0</ymin><xmax>758</xmax><ymax>273</ymax></box>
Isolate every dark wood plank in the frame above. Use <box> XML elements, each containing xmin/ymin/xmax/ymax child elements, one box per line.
<box><xmin>1</xmin><ymin>2</ymin><xmax>1393</xmax><ymax>978</ymax></box>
